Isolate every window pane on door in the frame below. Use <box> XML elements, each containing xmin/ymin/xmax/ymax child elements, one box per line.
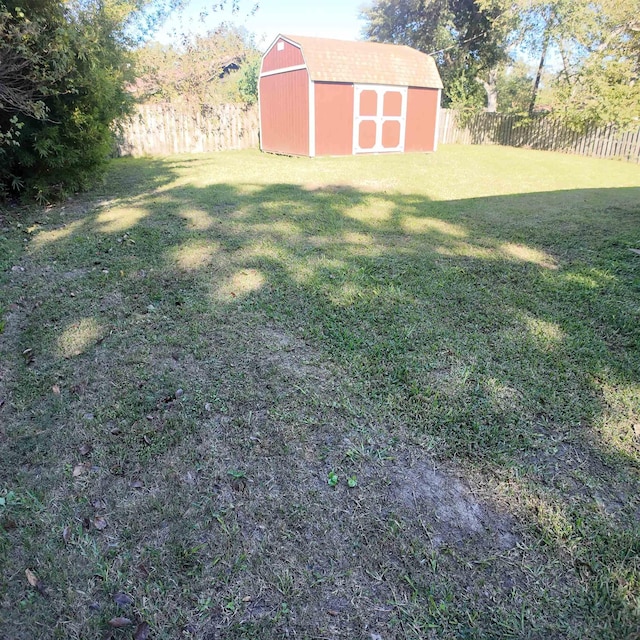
<box><xmin>359</xmin><ymin>120</ymin><xmax>377</xmax><ymax>149</ymax></box>
<box><xmin>382</xmin><ymin>120</ymin><xmax>401</xmax><ymax>148</ymax></box>
<box><xmin>383</xmin><ymin>91</ymin><xmax>403</xmax><ymax>117</ymax></box>
<box><xmin>359</xmin><ymin>90</ymin><xmax>378</xmax><ymax>117</ymax></box>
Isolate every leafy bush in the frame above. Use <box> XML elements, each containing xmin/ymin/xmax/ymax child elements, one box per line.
<box><xmin>0</xmin><ymin>0</ymin><xmax>133</xmax><ymax>203</ymax></box>
<box><xmin>237</xmin><ymin>55</ymin><xmax>260</xmax><ymax>106</ymax></box>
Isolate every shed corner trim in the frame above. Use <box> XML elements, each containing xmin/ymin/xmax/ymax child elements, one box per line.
<box><xmin>434</xmin><ymin>88</ymin><xmax>442</xmax><ymax>152</ymax></box>
<box><xmin>308</xmin><ymin>79</ymin><xmax>316</xmax><ymax>157</ymax></box>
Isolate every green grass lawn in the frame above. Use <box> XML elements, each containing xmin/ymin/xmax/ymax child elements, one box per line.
<box><xmin>1</xmin><ymin>145</ymin><xmax>639</xmax><ymax>639</ymax></box>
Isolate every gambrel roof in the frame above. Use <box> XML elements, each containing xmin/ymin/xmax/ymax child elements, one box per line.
<box><xmin>278</xmin><ymin>35</ymin><xmax>443</xmax><ymax>89</ymax></box>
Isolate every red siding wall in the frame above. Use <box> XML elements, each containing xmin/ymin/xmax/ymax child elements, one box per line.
<box><xmin>262</xmin><ymin>38</ymin><xmax>305</xmax><ymax>73</ymax></box>
<box><xmin>314</xmin><ymin>82</ymin><xmax>354</xmax><ymax>156</ymax></box>
<box><xmin>260</xmin><ymin>69</ymin><xmax>309</xmax><ymax>156</ymax></box>
<box><xmin>405</xmin><ymin>87</ymin><xmax>439</xmax><ymax>152</ymax></box>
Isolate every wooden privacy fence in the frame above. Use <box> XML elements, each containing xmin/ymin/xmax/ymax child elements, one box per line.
<box><xmin>438</xmin><ymin>109</ymin><xmax>640</xmax><ymax>163</ymax></box>
<box><xmin>115</xmin><ymin>102</ymin><xmax>259</xmax><ymax>157</ymax></box>
<box><xmin>115</xmin><ymin>102</ymin><xmax>640</xmax><ymax>163</ymax></box>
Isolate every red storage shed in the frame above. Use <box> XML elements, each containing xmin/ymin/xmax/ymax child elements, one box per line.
<box><xmin>259</xmin><ymin>34</ymin><xmax>444</xmax><ymax>157</ymax></box>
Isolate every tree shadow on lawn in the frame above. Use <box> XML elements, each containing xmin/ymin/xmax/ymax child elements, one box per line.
<box><xmin>1</xmin><ymin>157</ymin><xmax>639</xmax><ymax>639</ymax></box>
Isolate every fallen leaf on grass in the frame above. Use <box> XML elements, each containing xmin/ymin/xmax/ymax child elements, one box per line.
<box><xmin>79</xmin><ymin>443</ymin><xmax>93</xmax><ymax>456</ymax></box>
<box><xmin>113</xmin><ymin>592</ymin><xmax>134</xmax><ymax>607</ymax></box>
<box><xmin>52</xmin><ymin>385</ymin><xmax>61</xmax><ymax>395</ymax></box>
<box><xmin>25</xmin><ymin>569</ymin><xmax>47</xmax><ymax>596</ymax></box>
<box><xmin>134</xmin><ymin>621</ymin><xmax>150</xmax><ymax>640</ymax></box>
<box><xmin>62</xmin><ymin>526</ymin><xmax>72</xmax><ymax>544</ymax></box>
<box><xmin>130</xmin><ymin>480</ymin><xmax>144</xmax><ymax>490</ymax></box>
<box><xmin>73</xmin><ymin>463</ymin><xmax>89</xmax><ymax>477</ymax></box>
<box><xmin>25</xmin><ymin>568</ymin><xmax>39</xmax><ymax>587</ymax></box>
<box><xmin>93</xmin><ymin>516</ymin><xmax>107</xmax><ymax>530</ymax></box>
<box><xmin>92</xmin><ymin>498</ymin><xmax>107</xmax><ymax>511</ymax></box>
<box><xmin>108</xmin><ymin>617</ymin><xmax>132</xmax><ymax>628</ymax></box>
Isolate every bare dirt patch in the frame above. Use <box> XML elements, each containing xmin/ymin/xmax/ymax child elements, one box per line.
<box><xmin>391</xmin><ymin>460</ymin><xmax>518</xmax><ymax>550</ymax></box>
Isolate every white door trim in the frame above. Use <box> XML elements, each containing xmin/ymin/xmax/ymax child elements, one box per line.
<box><xmin>352</xmin><ymin>84</ymin><xmax>408</xmax><ymax>154</ymax></box>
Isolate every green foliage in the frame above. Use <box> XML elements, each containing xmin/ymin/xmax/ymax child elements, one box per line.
<box><xmin>446</xmin><ymin>72</ymin><xmax>485</xmax><ymax>123</ymax></box>
<box><xmin>552</xmin><ymin>55</ymin><xmax>640</xmax><ymax>131</ymax></box>
<box><xmin>535</xmin><ymin>0</ymin><xmax>640</xmax><ymax>131</ymax></box>
<box><xmin>0</xmin><ymin>0</ymin><xmax>134</xmax><ymax>202</ymax></box>
<box><xmin>489</xmin><ymin>0</ymin><xmax>640</xmax><ymax>128</ymax></box>
<box><xmin>496</xmin><ymin>63</ymin><xmax>534</xmax><ymax>115</ymax></box>
<box><xmin>237</xmin><ymin>55</ymin><xmax>260</xmax><ymax>106</ymax></box>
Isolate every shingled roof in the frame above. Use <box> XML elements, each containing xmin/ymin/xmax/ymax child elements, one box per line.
<box><xmin>280</xmin><ymin>35</ymin><xmax>443</xmax><ymax>90</ymax></box>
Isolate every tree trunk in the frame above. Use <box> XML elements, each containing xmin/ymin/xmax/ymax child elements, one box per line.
<box><xmin>559</xmin><ymin>42</ymin><xmax>572</xmax><ymax>84</ymax></box>
<box><xmin>478</xmin><ymin>67</ymin><xmax>498</xmax><ymax>112</ymax></box>
<box><xmin>529</xmin><ymin>31</ymin><xmax>550</xmax><ymax>115</ymax></box>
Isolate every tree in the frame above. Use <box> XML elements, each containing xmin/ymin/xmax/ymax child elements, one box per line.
<box><xmin>544</xmin><ymin>0</ymin><xmax>640</xmax><ymax>130</ymax></box>
<box><xmin>0</xmin><ymin>5</ymin><xmax>49</xmax><ymax>121</ymax></box>
<box><xmin>237</xmin><ymin>55</ymin><xmax>260</xmax><ymax>106</ymax></box>
<box><xmin>132</xmin><ymin>25</ymin><xmax>259</xmax><ymax>104</ymax></box>
<box><xmin>361</xmin><ymin>0</ymin><xmax>515</xmax><ymax>110</ymax></box>
<box><xmin>0</xmin><ymin>0</ymin><xmax>135</xmax><ymax>201</ymax></box>
<box><xmin>0</xmin><ymin>0</ymin><xmax>253</xmax><ymax>202</ymax></box>
<box><xmin>508</xmin><ymin>0</ymin><xmax>640</xmax><ymax>128</ymax></box>
<box><xmin>495</xmin><ymin>61</ymin><xmax>536</xmax><ymax>114</ymax></box>
<box><xmin>363</xmin><ymin>0</ymin><xmax>640</xmax><ymax>129</ymax></box>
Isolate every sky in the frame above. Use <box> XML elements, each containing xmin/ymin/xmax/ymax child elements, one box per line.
<box><xmin>156</xmin><ymin>0</ymin><xmax>370</xmax><ymax>48</ymax></box>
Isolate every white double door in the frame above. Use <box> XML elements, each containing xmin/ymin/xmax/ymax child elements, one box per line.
<box><xmin>353</xmin><ymin>84</ymin><xmax>408</xmax><ymax>154</ymax></box>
